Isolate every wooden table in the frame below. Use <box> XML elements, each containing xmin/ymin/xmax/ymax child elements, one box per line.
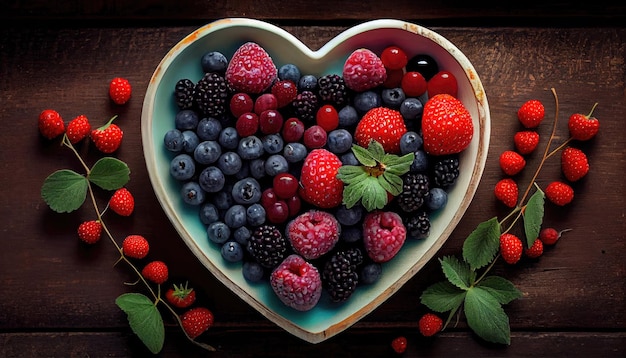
<box><xmin>2</xmin><ymin>2</ymin><xmax>625</xmax><ymax>357</ymax></box>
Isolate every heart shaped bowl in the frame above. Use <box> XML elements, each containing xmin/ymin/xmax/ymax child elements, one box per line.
<box><xmin>141</xmin><ymin>18</ymin><xmax>490</xmax><ymax>343</ymax></box>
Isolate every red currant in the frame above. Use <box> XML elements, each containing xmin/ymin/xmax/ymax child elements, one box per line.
<box><xmin>316</xmin><ymin>104</ymin><xmax>339</xmax><ymax>132</ymax></box>
<box><xmin>303</xmin><ymin>125</ymin><xmax>327</xmax><ymax>149</ymax></box>
<box><xmin>259</xmin><ymin>109</ymin><xmax>284</xmax><ymax>135</ymax></box>
<box><xmin>229</xmin><ymin>92</ymin><xmax>254</xmax><ymax>118</ymax></box>
<box><xmin>381</xmin><ymin>46</ymin><xmax>408</xmax><ymax>70</ymax></box>
<box><xmin>271</xmin><ymin>80</ymin><xmax>298</xmax><ymax>108</ymax></box>
<box><xmin>401</xmin><ymin>71</ymin><xmax>427</xmax><ymax>97</ymax></box>
<box><xmin>261</xmin><ymin>188</ymin><xmax>278</xmax><ymax>208</ymax></box>
<box><xmin>254</xmin><ymin>93</ymin><xmax>278</xmax><ymax>115</ymax></box>
<box><xmin>383</xmin><ymin>68</ymin><xmax>404</xmax><ymax>88</ymax></box>
<box><xmin>427</xmin><ymin>70</ymin><xmax>458</xmax><ymax>98</ymax></box>
<box><xmin>273</xmin><ymin>173</ymin><xmax>299</xmax><ymax>199</ymax></box>
<box><xmin>266</xmin><ymin>201</ymin><xmax>289</xmax><ymax>224</ymax></box>
<box><xmin>282</xmin><ymin>117</ymin><xmax>305</xmax><ymax>142</ymax></box>
<box><xmin>286</xmin><ymin>195</ymin><xmax>301</xmax><ymax>217</ymax></box>
<box><xmin>235</xmin><ymin>112</ymin><xmax>259</xmax><ymax>137</ymax></box>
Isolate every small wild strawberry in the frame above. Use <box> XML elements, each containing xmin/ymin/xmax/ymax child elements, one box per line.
<box><xmin>561</xmin><ymin>147</ymin><xmax>589</xmax><ymax>182</ymax></box>
<box><xmin>180</xmin><ymin>307</ymin><xmax>214</xmax><ymax>339</ymax></box>
<box><xmin>513</xmin><ymin>130</ymin><xmax>540</xmax><ymax>155</ymax></box>
<box><xmin>66</xmin><ymin>115</ymin><xmax>92</xmax><ymax>144</ymax></box>
<box><xmin>494</xmin><ymin>178</ymin><xmax>518</xmax><ymax>208</ymax></box>
<box><xmin>524</xmin><ymin>239</ymin><xmax>544</xmax><ymax>259</ymax></box>
<box><xmin>568</xmin><ymin>103</ymin><xmax>599</xmax><ymax>141</ymax></box>
<box><xmin>109</xmin><ymin>188</ymin><xmax>135</xmax><ymax>216</ymax></box>
<box><xmin>418</xmin><ymin>313</ymin><xmax>443</xmax><ymax>337</ymax></box>
<box><xmin>142</xmin><ymin>260</ymin><xmax>169</xmax><ymax>284</ymax></box>
<box><xmin>391</xmin><ymin>336</ymin><xmax>408</xmax><ymax>354</ymax></box>
<box><xmin>517</xmin><ymin>99</ymin><xmax>545</xmax><ymax>128</ymax></box>
<box><xmin>77</xmin><ymin>220</ymin><xmax>102</xmax><ymax>244</ymax></box>
<box><xmin>545</xmin><ymin>181</ymin><xmax>574</xmax><ymax>206</ymax></box>
<box><xmin>499</xmin><ymin>150</ymin><xmax>526</xmax><ymax>176</ymax></box>
<box><xmin>165</xmin><ymin>282</ymin><xmax>197</xmax><ymax>308</ymax></box>
<box><xmin>109</xmin><ymin>77</ymin><xmax>132</xmax><ymax>105</ymax></box>
<box><xmin>500</xmin><ymin>233</ymin><xmax>523</xmax><ymax>264</ymax></box>
<box><xmin>38</xmin><ymin>109</ymin><xmax>65</xmax><ymax>139</ymax></box>
<box><xmin>90</xmin><ymin>118</ymin><xmax>123</xmax><ymax>153</ymax></box>
<box><xmin>122</xmin><ymin>235</ymin><xmax>149</xmax><ymax>259</ymax></box>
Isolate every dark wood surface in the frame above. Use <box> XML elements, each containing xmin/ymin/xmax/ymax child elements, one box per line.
<box><xmin>2</xmin><ymin>3</ymin><xmax>626</xmax><ymax>357</ymax></box>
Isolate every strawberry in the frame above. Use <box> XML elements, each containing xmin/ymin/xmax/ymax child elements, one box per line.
<box><xmin>299</xmin><ymin>149</ymin><xmax>344</xmax><ymax>209</ymax></box>
<box><xmin>545</xmin><ymin>181</ymin><xmax>574</xmax><ymax>206</ymax></box>
<box><xmin>77</xmin><ymin>220</ymin><xmax>102</xmax><ymax>244</ymax></box>
<box><xmin>494</xmin><ymin>178</ymin><xmax>518</xmax><ymax>208</ymax></box>
<box><xmin>391</xmin><ymin>336</ymin><xmax>408</xmax><ymax>354</ymax></box>
<box><xmin>225</xmin><ymin>42</ymin><xmax>277</xmax><ymax>94</ymax></box>
<box><xmin>568</xmin><ymin>103</ymin><xmax>599</xmax><ymax>141</ymax></box>
<box><xmin>180</xmin><ymin>307</ymin><xmax>214</xmax><ymax>339</ymax></box>
<box><xmin>141</xmin><ymin>260</ymin><xmax>169</xmax><ymax>284</ymax></box>
<box><xmin>66</xmin><ymin>115</ymin><xmax>92</xmax><ymax>144</ymax></box>
<box><xmin>421</xmin><ymin>94</ymin><xmax>474</xmax><ymax>156</ymax></box>
<box><xmin>342</xmin><ymin>48</ymin><xmax>387</xmax><ymax>92</ymax></box>
<box><xmin>109</xmin><ymin>77</ymin><xmax>132</xmax><ymax>105</ymax></box>
<box><xmin>514</xmin><ymin>131</ymin><xmax>540</xmax><ymax>155</ymax></box>
<box><xmin>271</xmin><ymin>80</ymin><xmax>298</xmax><ymax>108</ymax></box>
<box><xmin>499</xmin><ymin>233</ymin><xmax>523</xmax><ymax>264</ymax></box>
<box><xmin>524</xmin><ymin>239</ymin><xmax>544</xmax><ymax>259</ymax></box>
<box><xmin>561</xmin><ymin>147</ymin><xmax>589</xmax><ymax>182</ymax></box>
<box><xmin>517</xmin><ymin>99</ymin><xmax>545</xmax><ymax>128</ymax></box>
<box><xmin>122</xmin><ymin>234</ymin><xmax>149</xmax><ymax>259</ymax></box>
<box><xmin>90</xmin><ymin>116</ymin><xmax>123</xmax><ymax>153</ymax></box>
<box><xmin>362</xmin><ymin>211</ymin><xmax>407</xmax><ymax>263</ymax></box>
<box><xmin>109</xmin><ymin>188</ymin><xmax>135</xmax><ymax>216</ymax></box>
<box><xmin>38</xmin><ymin>109</ymin><xmax>65</xmax><ymax>139</ymax></box>
<box><xmin>499</xmin><ymin>150</ymin><xmax>526</xmax><ymax>176</ymax></box>
<box><xmin>354</xmin><ymin>107</ymin><xmax>407</xmax><ymax>153</ymax></box>
<box><xmin>165</xmin><ymin>282</ymin><xmax>196</xmax><ymax>308</ymax></box>
<box><xmin>418</xmin><ymin>313</ymin><xmax>443</xmax><ymax>337</ymax></box>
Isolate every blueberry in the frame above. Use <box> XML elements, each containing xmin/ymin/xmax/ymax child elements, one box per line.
<box><xmin>338</xmin><ymin>105</ymin><xmax>359</xmax><ymax>127</ymax></box>
<box><xmin>221</xmin><ymin>241</ymin><xmax>244</xmax><ymax>262</ymax></box>
<box><xmin>335</xmin><ymin>204</ymin><xmax>363</xmax><ymax>226</ymax></box>
<box><xmin>169</xmin><ymin>153</ymin><xmax>195</xmax><ymax>181</ymax></box>
<box><xmin>283</xmin><ymin>142</ymin><xmax>307</xmax><ymax>163</ymax></box>
<box><xmin>164</xmin><ymin>129</ymin><xmax>184</xmax><ymax>152</ymax></box>
<box><xmin>262</xmin><ymin>134</ymin><xmax>284</xmax><ymax>154</ymax></box>
<box><xmin>353</xmin><ymin>91</ymin><xmax>381</xmax><ymax>115</ymax></box>
<box><xmin>224</xmin><ymin>204</ymin><xmax>247</xmax><ymax>229</ymax></box>
<box><xmin>181</xmin><ymin>130</ymin><xmax>200</xmax><ymax>153</ymax></box>
<box><xmin>264</xmin><ymin>154</ymin><xmax>289</xmax><ymax>176</ymax></box>
<box><xmin>207</xmin><ymin>221</ymin><xmax>230</xmax><ymax>244</ymax></box>
<box><xmin>212</xmin><ymin>185</ymin><xmax>234</xmax><ymax>211</ymax></box>
<box><xmin>341</xmin><ymin>226</ymin><xmax>362</xmax><ymax>243</ymax></box>
<box><xmin>198</xmin><ymin>166</ymin><xmax>225</xmax><ymax>193</ymax></box>
<box><xmin>196</xmin><ymin>117</ymin><xmax>222</xmax><ymax>141</ymax></box>
<box><xmin>360</xmin><ymin>263</ymin><xmax>383</xmax><ymax>284</ymax></box>
<box><xmin>298</xmin><ymin>74</ymin><xmax>318</xmax><ymax>92</ymax></box>
<box><xmin>237</xmin><ymin>135</ymin><xmax>264</xmax><ymax>160</ymax></box>
<box><xmin>234</xmin><ymin>161</ymin><xmax>251</xmax><ymax>180</ymax></box>
<box><xmin>400</xmin><ymin>131</ymin><xmax>423</xmax><ymax>155</ymax></box>
<box><xmin>327</xmin><ymin>129</ymin><xmax>353</xmax><ymax>154</ymax></box>
<box><xmin>232</xmin><ymin>177</ymin><xmax>262</xmax><ymax>204</ymax></box>
<box><xmin>340</xmin><ymin>151</ymin><xmax>359</xmax><ymax>166</ymax></box>
<box><xmin>249</xmin><ymin>158</ymin><xmax>266</xmax><ymax>180</ymax></box>
<box><xmin>175</xmin><ymin>109</ymin><xmax>199</xmax><ymax>131</ymax></box>
<box><xmin>410</xmin><ymin>150</ymin><xmax>429</xmax><ymax>173</ymax></box>
<box><xmin>426</xmin><ymin>187</ymin><xmax>448</xmax><ymax>211</ymax></box>
<box><xmin>193</xmin><ymin>140</ymin><xmax>222</xmax><ymax>165</ymax></box>
<box><xmin>278</xmin><ymin>63</ymin><xmax>301</xmax><ymax>83</ymax></box>
<box><xmin>381</xmin><ymin>88</ymin><xmax>406</xmax><ymax>109</ymax></box>
<box><xmin>400</xmin><ymin>97</ymin><xmax>424</xmax><ymax>121</ymax></box>
<box><xmin>242</xmin><ymin>261</ymin><xmax>265</xmax><ymax>282</ymax></box>
<box><xmin>201</xmin><ymin>51</ymin><xmax>228</xmax><ymax>73</ymax></box>
<box><xmin>217</xmin><ymin>151</ymin><xmax>243</xmax><ymax>176</ymax></box>
<box><xmin>218</xmin><ymin>126</ymin><xmax>239</xmax><ymax>150</ymax></box>
<box><xmin>180</xmin><ymin>181</ymin><xmax>205</xmax><ymax>206</ymax></box>
<box><xmin>233</xmin><ymin>226</ymin><xmax>252</xmax><ymax>245</ymax></box>
<box><xmin>246</xmin><ymin>203</ymin><xmax>266</xmax><ymax>227</ymax></box>
<box><xmin>199</xmin><ymin>202</ymin><xmax>220</xmax><ymax>225</ymax></box>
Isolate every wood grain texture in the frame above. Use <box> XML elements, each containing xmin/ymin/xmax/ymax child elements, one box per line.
<box><xmin>1</xmin><ymin>24</ymin><xmax>625</xmax><ymax>356</ymax></box>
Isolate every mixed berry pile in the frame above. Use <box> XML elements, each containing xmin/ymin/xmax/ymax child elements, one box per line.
<box><xmin>163</xmin><ymin>42</ymin><xmax>474</xmax><ymax>311</ymax></box>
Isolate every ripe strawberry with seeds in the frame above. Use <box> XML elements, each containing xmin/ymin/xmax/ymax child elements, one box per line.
<box><xmin>499</xmin><ymin>150</ymin><xmax>526</xmax><ymax>176</ymax></box>
<box><xmin>226</xmin><ymin>42</ymin><xmax>277</xmax><ymax>94</ymax></box>
<box><xmin>362</xmin><ymin>211</ymin><xmax>407</xmax><ymax>263</ymax></box>
<box><xmin>391</xmin><ymin>336</ymin><xmax>408</xmax><ymax>354</ymax></box>
<box><xmin>299</xmin><ymin>149</ymin><xmax>344</xmax><ymax>209</ymax></box>
<box><xmin>354</xmin><ymin>107</ymin><xmax>407</xmax><ymax>153</ymax></box>
<box><xmin>38</xmin><ymin>109</ymin><xmax>65</xmax><ymax>139</ymax></box>
<box><xmin>561</xmin><ymin>147</ymin><xmax>589</xmax><ymax>182</ymax></box>
<box><xmin>342</xmin><ymin>48</ymin><xmax>387</xmax><ymax>92</ymax></box>
<box><xmin>109</xmin><ymin>187</ymin><xmax>135</xmax><ymax>216</ymax></box>
<box><xmin>141</xmin><ymin>260</ymin><xmax>169</xmax><ymax>284</ymax></box>
<box><xmin>122</xmin><ymin>234</ymin><xmax>149</xmax><ymax>259</ymax></box>
<box><xmin>418</xmin><ymin>313</ymin><xmax>443</xmax><ymax>337</ymax></box>
<box><xmin>517</xmin><ymin>99</ymin><xmax>545</xmax><ymax>128</ymax></box>
<box><xmin>66</xmin><ymin>115</ymin><xmax>92</xmax><ymax>144</ymax></box>
<box><xmin>421</xmin><ymin>94</ymin><xmax>474</xmax><ymax>156</ymax></box>
<box><xmin>90</xmin><ymin>116</ymin><xmax>123</xmax><ymax>153</ymax></box>
<box><xmin>514</xmin><ymin>131</ymin><xmax>540</xmax><ymax>155</ymax></box>
<box><xmin>545</xmin><ymin>181</ymin><xmax>574</xmax><ymax>206</ymax></box>
<box><xmin>494</xmin><ymin>178</ymin><xmax>518</xmax><ymax>208</ymax></box>
<box><xmin>165</xmin><ymin>282</ymin><xmax>196</xmax><ymax>308</ymax></box>
<box><xmin>109</xmin><ymin>77</ymin><xmax>132</xmax><ymax>105</ymax></box>
<box><xmin>500</xmin><ymin>233</ymin><xmax>523</xmax><ymax>264</ymax></box>
<box><xmin>77</xmin><ymin>220</ymin><xmax>102</xmax><ymax>244</ymax></box>
<box><xmin>524</xmin><ymin>239</ymin><xmax>544</xmax><ymax>259</ymax></box>
<box><xmin>180</xmin><ymin>307</ymin><xmax>214</xmax><ymax>339</ymax></box>
<box><xmin>568</xmin><ymin>103</ymin><xmax>599</xmax><ymax>141</ymax></box>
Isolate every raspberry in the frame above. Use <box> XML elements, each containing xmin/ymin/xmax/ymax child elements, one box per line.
<box><xmin>38</xmin><ymin>109</ymin><xmax>65</xmax><ymax>139</ymax></box>
<box><xmin>499</xmin><ymin>150</ymin><xmax>526</xmax><ymax>176</ymax></box>
<box><xmin>270</xmin><ymin>254</ymin><xmax>322</xmax><ymax>311</ymax></box>
<box><xmin>362</xmin><ymin>211</ymin><xmax>407</xmax><ymax>263</ymax></box>
<box><xmin>545</xmin><ymin>181</ymin><xmax>574</xmax><ymax>206</ymax></box>
<box><xmin>517</xmin><ymin>99</ymin><xmax>545</xmax><ymax>128</ymax></box>
<box><xmin>500</xmin><ymin>233</ymin><xmax>523</xmax><ymax>264</ymax></box>
<box><xmin>271</xmin><ymin>80</ymin><xmax>298</xmax><ymax>108</ymax></box>
<box><xmin>122</xmin><ymin>235</ymin><xmax>150</xmax><ymax>259</ymax></box>
<box><xmin>286</xmin><ymin>210</ymin><xmax>341</xmax><ymax>260</ymax></box>
<box><xmin>225</xmin><ymin>42</ymin><xmax>277</xmax><ymax>94</ymax></box>
<box><xmin>342</xmin><ymin>48</ymin><xmax>387</xmax><ymax>92</ymax></box>
<box><xmin>418</xmin><ymin>313</ymin><xmax>443</xmax><ymax>337</ymax></box>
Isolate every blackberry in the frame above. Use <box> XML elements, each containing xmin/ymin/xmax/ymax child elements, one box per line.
<box><xmin>322</xmin><ymin>248</ymin><xmax>363</xmax><ymax>302</ymax></box>
<box><xmin>174</xmin><ymin>79</ymin><xmax>195</xmax><ymax>110</ymax></box>
<box><xmin>397</xmin><ymin>173</ymin><xmax>430</xmax><ymax>213</ymax></box>
<box><xmin>317</xmin><ymin>74</ymin><xmax>349</xmax><ymax>107</ymax></box>
<box><xmin>291</xmin><ymin>90</ymin><xmax>319</xmax><ymax>122</ymax></box>
<box><xmin>194</xmin><ymin>72</ymin><xmax>229</xmax><ymax>117</ymax></box>
<box><xmin>432</xmin><ymin>155</ymin><xmax>460</xmax><ymax>188</ymax></box>
<box><xmin>247</xmin><ymin>224</ymin><xmax>288</xmax><ymax>268</ymax></box>
<box><xmin>405</xmin><ymin>211</ymin><xmax>430</xmax><ymax>239</ymax></box>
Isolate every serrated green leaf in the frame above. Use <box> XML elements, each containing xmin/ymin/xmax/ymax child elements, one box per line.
<box><xmin>351</xmin><ymin>144</ymin><xmax>377</xmax><ymax>167</ymax></box>
<box><xmin>379</xmin><ymin>171</ymin><xmax>403</xmax><ymax>195</ymax></box>
<box><xmin>41</xmin><ymin>169</ymin><xmax>88</xmax><ymax>213</ymax></box>
<box><xmin>420</xmin><ymin>280</ymin><xmax>466</xmax><ymax>313</ymax></box>
<box><xmin>337</xmin><ymin>165</ymin><xmax>368</xmax><ymax>183</ymax></box>
<box><xmin>523</xmin><ymin>187</ymin><xmax>545</xmax><ymax>248</ymax></box>
<box><xmin>440</xmin><ymin>256</ymin><xmax>475</xmax><ymax>290</ymax></box>
<box><xmin>342</xmin><ymin>179</ymin><xmax>368</xmax><ymax>208</ymax></box>
<box><xmin>88</xmin><ymin>157</ymin><xmax>130</xmax><ymax>190</ymax></box>
<box><xmin>360</xmin><ymin>177</ymin><xmax>388</xmax><ymax>211</ymax></box>
<box><xmin>477</xmin><ymin>276</ymin><xmax>523</xmax><ymax>304</ymax></box>
<box><xmin>383</xmin><ymin>152</ymin><xmax>414</xmax><ymax>175</ymax></box>
<box><xmin>367</xmin><ymin>140</ymin><xmax>386</xmax><ymax>162</ymax></box>
<box><xmin>464</xmin><ymin>287</ymin><xmax>511</xmax><ymax>345</ymax></box>
<box><xmin>462</xmin><ymin>217</ymin><xmax>502</xmax><ymax>270</ymax></box>
<box><xmin>115</xmin><ymin>293</ymin><xmax>164</xmax><ymax>354</ymax></box>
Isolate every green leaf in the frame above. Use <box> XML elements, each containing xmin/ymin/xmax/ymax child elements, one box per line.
<box><xmin>115</xmin><ymin>293</ymin><xmax>165</xmax><ymax>354</ymax></box>
<box><xmin>337</xmin><ymin>165</ymin><xmax>368</xmax><ymax>183</ymax></box>
<box><xmin>477</xmin><ymin>276</ymin><xmax>523</xmax><ymax>305</ymax></box>
<box><xmin>462</xmin><ymin>217</ymin><xmax>502</xmax><ymax>270</ymax></box>
<box><xmin>379</xmin><ymin>171</ymin><xmax>403</xmax><ymax>195</ymax></box>
<box><xmin>88</xmin><ymin>157</ymin><xmax>130</xmax><ymax>190</ymax></box>
<box><xmin>440</xmin><ymin>256</ymin><xmax>475</xmax><ymax>290</ymax></box>
<box><xmin>464</xmin><ymin>287</ymin><xmax>512</xmax><ymax>345</ymax></box>
<box><xmin>41</xmin><ymin>169</ymin><xmax>89</xmax><ymax>213</ymax></box>
<box><xmin>360</xmin><ymin>176</ymin><xmax>388</xmax><ymax>211</ymax></box>
<box><xmin>523</xmin><ymin>186</ymin><xmax>545</xmax><ymax>248</ymax></box>
<box><xmin>351</xmin><ymin>144</ymin><xmax>377</xmax><ymax>167</ymax></box>
<box><xmin>382</xmin><ymin>152</ymin><xmax>414</xmax><ymax>175</ymax></box>
<box><xmin>420</xmin><ymin>280</ymin><xmax>467</xmax><ymax>313</ymax></box>
<box><xmin>367</xmin><ymin>140</ymin><xmax>386</xmax><ymax>162</ymax></box>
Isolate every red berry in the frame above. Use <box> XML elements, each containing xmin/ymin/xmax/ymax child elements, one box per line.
<box><xmin>316</xmin><ymin>104</ymin><xmax>339</xmax><ymax>132</ymax></box>
<box><xmin>281</xmin><ymin>117</ymin><xmax>305</xmax><ymax>142</ymax></box>
<box><xmin>517</xmin><ymin>99</ymin><xmax>545</xmax><ymax>128</ymax></box>
<box><xmin>259</xmin><ymin>109</ymin><xmax>284</xmax><ymax>135</ymax></box>
<box><xmin>286</xmin><ymin>210</ymin><xmax>341</xmax><ymax>260</ymax></box>
<box><xmin>494</xmin><ymin>178</ymin><xmax>518</xmax><ymax>208</ymax></box>
<box><xmin>270</xmin><ymin>254</ymin><xmax>323</xmax><ymax>311</ymax></box>
<box><xmin>122</xmin><ymin>234</ymin><xmax>150</xmax><ymax>259</ymax></box>
<box><xmin>381</xmin><ymin>46</ymin><xmax>408</xmax><ymax>70</ymax></box>
<box><xmin>235</xmin><ymin>112</ymin><xmax>259</xmax><ymax>137</ymax></box>
<box><xmin>90</xmin><ymin>120</ymin><xmax>123</xmax><ymax>153</ymax></box>
<box><xmin>354</xmin><ymin>107</ymin><xmax>407</xmax><ymax>154</ymax></box>
<box><xmin>391</xmin><ymin>336</ymin><xmax>408</xmax><ymax>354</ymax></box>
<box><xmin>77</xmin><ymin>220</ymin><xmax>102</xmax><ymax>244</ymax></box>
<box><xmin>342</xmin><ymin>48</ymin><xmax>387</xmax><ymax>92</ymax></box>
<box><xmin>561</xmin><ymin>147</ymin><xmax>589</xmax><ymax>182</ymax></box>
<box><xmin>500</xmin><ymin>233</ymin><xmax>523</xmax><ymax>264</ymax></box>
<box><xmin>400</xmin><ymin>71</ymin><xmax>427</xmax><ymax>97</ymax></box>
<box><xmin>109</xmin><ymin>187</ymin><xmax>135</xmax><ymax>216</ymax></box>
<box><xmin>273</xmin><ymin>173</ymin><xmax>299</xmax><ymax>199</ymax></box>
<box><xmin>362</xmin><ymin>211</ymin><xmax>407</xmax><ymax>263</ymax></box>
<box><xmin>109</xmin><ymin>77</ymin><xmax>132</xmax><ymax>105</ymax></box>
<box><xmin>539</xmin><ymin>227</ymin><xmax>571</xmax><ymax>245</ymax></box>
<box><xmin>545</xmin><ymin>181</ymin><xmax>574</xmax><ymax>206</ymax></box>
<box><xmin>383</xmin><ymin>68</ymin><xmax>404</xmax><ymax>88</ymax></box>
<box><xmin>165</xmin><ymin>282</ymin><xmax>196</xmax><ymax>308</ymax></box>
<box><xmin>38</xmin><ymin>109</ymin><xmax>65</xmax><ymax>139</ymax></box>
<box><xmin>142</xmin><ymin>260</ymin><xmax>169</xmax><ymax>285</ymax></box>
<box><xmin>285</xmin><ymin>195</ymin><xmax>301</xmax><ymax>217</ymax></box>
<box><xmin>266</xmin><ymin>201</ymin><xmax>289</xmax><ymax>224</ymax></box>
<box><xmin>499</xmin><ymin>150</ymin><xmax>526</xmax><ymax>176</ymax></box>
<box><xmin>271</xmin><ymin>80</ymin><xmax>298</xmax><ymax>108</ymax></box>
<box><xmin>303</xmin><ymin>125</ymin><xmax>327</xmax><ymax>149</ymax></box>
<box><xmin>422</xmin><ymin>94</ymin><xmax>473</xmax><ymax>155</ymax></box>
<box><xmin>66</xmin><ymin>115</ymin><xmax>92</xmax><ymax>144</ymax></box>
<box><xmin>254</xmin><ymin>93</ymin><xmax>278</xmax><ymax>115</ymax></box>
<box><xmin>225</xmin><ymin>42</ymin><xmax>277</xmax><ymax>94</ymax></box>
<box><xmin>261</xmin><ymin>188</ymin><xmax>278</xmax><ymax>208</ymax></box>
<box><xmin>514</xmin><ymin>131</ymin><xmax>540</xmax><ymax>155</ymax></box>
<box><xmin>418</xmin><ymin>313</ymin><xmax>443</xmax><ymax>337</ymax></box>
<box><xmin>524</xmin><ymin>239</ymin><xmax>544</xmax><ymax>259</ymax></box>
<box><xmin>180</xmin><ymin>307</ymin><xmax>214</xmax><ymax>339</ymax></box>
<box><xmin>229</xmin><ymin>92</ymin><xmax>254</xmax><ymax>118</ymax></box>
<box><xmin>427</xmin><ymin>70</ymin><xmax>458</xmax><ymax>98</ymax></box>
<box><xmin>568</xmin><ymin>103</ymin><xmax>599</xmax><ymax>141</ymax></box>
<box><xmin>299</xmin><ymin>149</ymin><xmax>344</xmax><ymax>209</ymax></box>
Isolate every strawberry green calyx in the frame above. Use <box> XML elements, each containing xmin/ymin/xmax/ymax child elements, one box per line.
<box><xmin>96</xmin><ymin>115</ymin><xmax>119</xmax><ymax>131</ymax></box>
<box><xmin>337</xmin><ymin>140</ymin><xmax>414</xmax><ymax>211</ymax></box>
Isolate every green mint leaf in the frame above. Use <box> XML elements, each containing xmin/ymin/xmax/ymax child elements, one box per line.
<box><xmin>440</xmin><ymin>256</ymin><xmax>475</xmax><ymax>290</ymax></box>
<box><xmin>382</xmin><ymin>152</ymin><xmax>414</xmax><ymax>175</ymax></box>
<box><xmin>41</xmin><ymin>169</ymin><xmax>88</xmax><ymax>213</ymax></box>
<box><xmin>367</xmin><ymin>140</ymin><xmax>386</xmax><ymax>162</ymax></box>
<box><xmin>115</xmin><ymin>293</ymin><xmax>165</xmax><ymax>354</ymax></box>
<box><xmin>379</xmin><ymin>171</ymin><xmax>403</xmax><ymax>195</ymax></box>
<box><xmin>88</xmin><ymin>157</ymin><xmax>130</xmax><ymax>190</ymax></box>
<box><xmin>351</xmin><ymin>144</ymin><xmax>377</xmax><ymax>167</ymax></box>
<box><xmin>462</xmin><ymin>217</ymin><xmax>502</xmax><ymax>270</ymax></box>
<box><xmin>360</xmin><ymin>176</ymin><xmax>388</xmax><ymax>211</ymax></box>
<box><xmin>464</xmin><ymin>287</ymin><xmax>511</xmax><ymax>345</ymax></box>
<box><xmin>477</xmin><ymin>276</ymin><xmax>523</xmax><ymax>305</ymax></box>
<box><xmin>420</xmin><ymin>280</ymin><xmax>466</xmax><ymax>313</ymax></box>
<box><xmin>523</xmin><ymin>186</ymin><xmax>545</xmax><ymax>248</ymax></box>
